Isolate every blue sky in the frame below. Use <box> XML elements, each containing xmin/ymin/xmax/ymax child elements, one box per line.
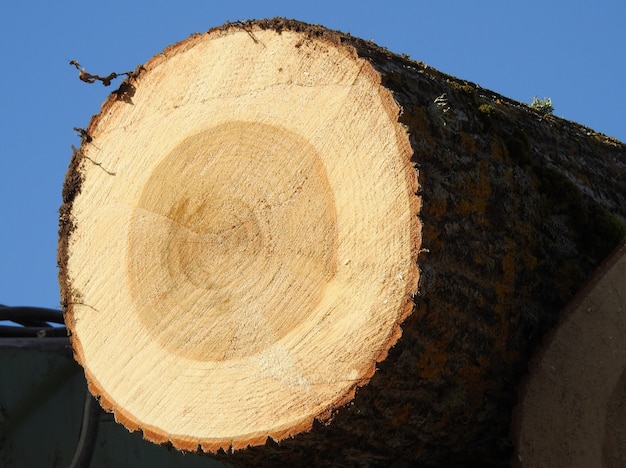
<box><xmin>1</xmin><ymin>0</ymin><xmax>624</xmax><ymax>310</ymax></box>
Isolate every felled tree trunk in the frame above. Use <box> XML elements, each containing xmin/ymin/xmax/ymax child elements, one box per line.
<box><xmin>58</xmin><ymin>19</ymin><xmax>626</xmax><ymax>466</ymax></box>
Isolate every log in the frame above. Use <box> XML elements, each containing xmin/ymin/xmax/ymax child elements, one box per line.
<box><xmin>58</xmin><ymin>19</ymin><xmax>626</xmax><ymax>466</ymax></box>
<box><xmin>510</xmin><ymin>239</ymin><xmax>626</xmax><ymax>466</ymax></box>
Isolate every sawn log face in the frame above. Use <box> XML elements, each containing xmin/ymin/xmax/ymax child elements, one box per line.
<box><xmin>59</xmin><ymin>19</ymin><xmax>626</xmax><ymax>466</ymax></box>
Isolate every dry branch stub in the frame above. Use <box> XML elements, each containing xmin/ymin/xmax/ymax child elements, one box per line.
<box><xmin>59</xmin><ymin>21</ymin><xmax>420</xmax><ymax>452</ymax></box>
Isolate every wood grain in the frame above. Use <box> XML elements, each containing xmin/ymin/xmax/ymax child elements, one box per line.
<box><xmin>60</xmin><ymin>22</ymin><xmax>419</xmax><ymax>452</ymax></box>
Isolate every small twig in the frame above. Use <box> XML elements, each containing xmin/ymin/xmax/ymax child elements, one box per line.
<box><xmin>72</xmin><ymin>146</ymin><xmax>115</xmax><ymax>176</ymax></box>
<box><xmin>73</xmin><ymin>127</ymin><xmax>92</xmax><ymax>144</ymax></box>
<box><xmin>126</xmin><ymin>64</ymin><xmax>144</xmax><ymax>80</ymax></box>
<box><xmin>233</xmin><ymin>21</ymin><xmax>264</xmax><ymax>46</ymax></box>
<box><xmin>67</xmin><ymin>301</ymin><xmax>101</xmax><ymax>313</ymax></box>
<box><xmin>69</xmin><ymin>60</ymin><xmax>139</xmax><ymax>87</ymax></box>
<box><xmin>85</xmin><ymin>156</ymin><xmax>115</xmax><ymax>176</ymax></box>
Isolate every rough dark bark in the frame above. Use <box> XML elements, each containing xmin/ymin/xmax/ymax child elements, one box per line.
<box><xmin>207</xmin><ymin>19</ymin><xmax>626</xmax><ymax>467</ymax></box>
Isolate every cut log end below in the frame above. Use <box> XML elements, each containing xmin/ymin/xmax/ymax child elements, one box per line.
<box><xmin>59</xmin><ymin>20</ymin><xmax>420</xmax><ymax>452</ymax></box>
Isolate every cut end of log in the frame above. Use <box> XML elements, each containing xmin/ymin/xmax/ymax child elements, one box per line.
<box><xmin>59</xmin><ymin>19</ymin><xmax>420</xmax><ymax>451</ymax></box>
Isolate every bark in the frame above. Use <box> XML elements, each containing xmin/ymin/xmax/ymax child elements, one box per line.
<box><xmin>59</xmin><ymin>18</ymin><xmax>626</xmax><ymax>466</ymax></box>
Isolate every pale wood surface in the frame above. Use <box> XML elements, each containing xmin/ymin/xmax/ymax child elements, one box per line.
<box><xmin>511</xmin><ymin>241</ymin><xmax>626</xmax><ymax>467</ymax></box>
<box><xmin>62</xmin><ymin>24</ymin><xmax>420</xmax><ymax>451</ymax></box>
